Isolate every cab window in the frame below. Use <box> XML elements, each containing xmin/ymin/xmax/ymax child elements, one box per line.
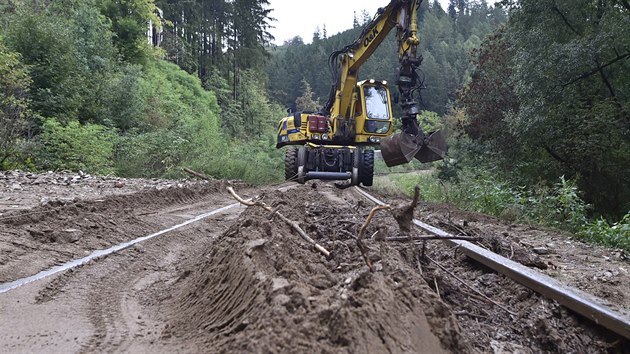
<box><xmin>363</xmin><ymin>86</ymin><xmax>390</xmax><ymax>120</ymax></box>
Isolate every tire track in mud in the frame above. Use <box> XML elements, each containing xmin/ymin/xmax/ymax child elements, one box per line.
<box><xmin>0</xmin><ymin>188</ymin><xmax>246</xmax><ymax>353</ymax></box>
<box><xmin>0</xmin><ymin>182</ymin><xmax>229</xmax><ymax>284</ymax></box>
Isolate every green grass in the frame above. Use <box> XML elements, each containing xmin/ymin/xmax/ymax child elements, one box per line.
<box><xmin>373</xmin><ymin>170</ymin><xmax>630</xmax><ymax>253</ymax></box>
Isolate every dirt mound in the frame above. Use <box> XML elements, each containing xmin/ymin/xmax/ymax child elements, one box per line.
<box><xmin>0</xmin><ymin>181</ymin><xmax>227</xmax><ymax>283</ymax></box>
<box><xmin>166</xmin><ymin>188</ymin><xmax>472</xmax><ymax>353</ymax></box>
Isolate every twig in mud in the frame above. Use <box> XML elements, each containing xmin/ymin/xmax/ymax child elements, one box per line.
<box><xmin>440</xmin><ymin>221</ymin><xmax>470</xmax><ymax>237</ymax></box>
<box><xmin>182</xmin><ymin>168</ymin><xmax>214</xmax><ymax>181</ymax></box>
<box><xmin>416</xmin><ymin>255</ymin><xmax>424</xmax><ymax>275</ymax></box>
<box><xmin>357</xmin><ymin>205</ymin><xmax>391</xmax><ymax>272</ymax></box>
<box><xmin>426</xmin><ymin>255</ymin><xmax>518</xmax><ymax>316</ymax></box>
<box><xmin>454</xmin><ymin>311</ymin><xmax>488</xmax><ymax>320</ymax></box>
<box><xmin>358</xmin><ymin>205</ymin><xmax>391</xmax><ymax>240</ymax></box>
<box><xmin>267</xmin><ymin>205</ymin><xmax>281</xmax><ymax>220</ymax></box>
<box><xmin>227</xmin><ymin>187</ymin><xmax>330</xmax><ymax>257</ymax></box>
<box><xmin>433</xmin><ymin>277</ymin><xmax>441</xmax><ymax>300</ymax></box>
<box><xmin>338</xmin><ymin>229</ymin><xmax>355</xmax><ymax>239</ymax></box>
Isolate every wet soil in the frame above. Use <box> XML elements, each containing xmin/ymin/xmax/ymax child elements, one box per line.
<box><xmin>0</xmin><ymin>173</ymin><xmax>628</xmax><ymax>353</ymax></box>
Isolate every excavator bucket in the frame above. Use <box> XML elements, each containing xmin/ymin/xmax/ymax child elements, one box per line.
<box><xmin>380</xmin><ymin>130</ymin><xmax>447</xmax><ymax>167</ymax></box>
<box><xmin>415</xmin><ymin>130</ymin><xmax>447</xmax><ymax>163</ymax></box>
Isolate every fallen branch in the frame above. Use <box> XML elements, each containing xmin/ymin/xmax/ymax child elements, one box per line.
<box><xmin>357</xmin><ymin>205</ymin><xmax>391</xmax><ymax>272</ymax></box>
<box><xmin>439</xmin><ymin>221</ymin><xmax>470</xmax><ymax>237</ymax></box>
<box><xmin>427</xmin><ymin>255</ymin><xmax>517</xmax><ymax>316</ymax></box>
<box><xmin>183</xmin><ymin>168</ymin><xmax>214</xmax><ymax>181</ymax></box>
<box><xmin>227</xmin><ymin>187</ymin><xmax>330</xmax><ymax>257</ymax></box>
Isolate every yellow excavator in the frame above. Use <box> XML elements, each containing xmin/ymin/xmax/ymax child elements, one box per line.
<box><xmin>276</xmin><ymin>0</ymin><xmax>446</xmax><ymax>186</ymax></box>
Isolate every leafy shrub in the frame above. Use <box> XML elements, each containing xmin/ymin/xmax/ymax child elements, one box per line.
<box><xmin>197</xmin><ymin>139</ymin><xmax>284</xmax><ymax>185</ymax></box>
<box><xmin>580</xmin><ymin>213</ymin><xmax>630</xmax><ymax>252</ymax></box>
<box><xmin>376</xmin><ymin>171</ymin><xmax>629</xmax><ymax>252</ymax></box>
<box><xmin>38</xmin><ymin>119</ymin><xmax>116</xmax><ymax>174</ymax></box>
<box><xmin>115</xmin><ymin>129</ymin><xmax>192</xmax><ymax>177</ymax></box>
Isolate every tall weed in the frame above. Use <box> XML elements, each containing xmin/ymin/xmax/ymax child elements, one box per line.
<box><xmin>374</xmin><ymin>170</ymin><xmax>629</xmax><ymax>252</ymax></box>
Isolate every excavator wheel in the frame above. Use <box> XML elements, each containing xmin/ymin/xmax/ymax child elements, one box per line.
<box><xmin>284</xmin><ymin>147</ymin><xmax>298</xmax><ymax>181</ymax></box>
<box><xmin>360</xmin><ymin>149</ymin><xmax>374</xmax><ymax>187</ymax></box>
<box><xmin>351</xmin><ymin>149</ymin><xmax>361</xmax><ymax>186</ymax></box>
<box><xmin>296</xmin><ymin>147</ymin><xmax>307</xmax><ymax>184</ymax></box>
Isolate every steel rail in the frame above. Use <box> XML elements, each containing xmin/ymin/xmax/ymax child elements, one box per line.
<box><xmin>0</xmin><ymin>200</ymin><xmax>248</xmax><ymax>294</ymax></box>
<box><xmin>354</xmin><ymin>186</ymin><xmax>630</xmax><ymax>340</ymax></box>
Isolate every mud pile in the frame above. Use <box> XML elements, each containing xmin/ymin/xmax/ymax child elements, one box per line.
<box><xmin>0</xmin><ymin>181</ymin><xmax>227</xmax><ymax>282</ymax></box>
<box><xmin>166</xmin><ymin>187</ymin><xmax>473</xmax><ymax>353</ymax></box>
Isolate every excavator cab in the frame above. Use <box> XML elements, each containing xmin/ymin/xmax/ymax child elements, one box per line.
<box><xmin>350</xmin><ymin>80</ymin><xmax>395</xmax><ymax>143</ymax></box>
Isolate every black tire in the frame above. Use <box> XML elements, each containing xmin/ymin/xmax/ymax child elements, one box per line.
<box><xmin>285</xmin><ymin>147</ymin><xmax>298</xmax><ymax>181</ymax></box>
<box><xmin>360</xmin><ymin>149</ymin><xmax>374</xmax><ymax>187</ymax></box>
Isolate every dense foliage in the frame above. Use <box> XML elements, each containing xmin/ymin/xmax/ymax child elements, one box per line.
<box><xmin>0</xmin><ymin>34</ymin><xmax>32</xmax><ymax>167</ymax></box>
<box><xmin>456</xmin><ymin>0</ymin><xmax>630</xmax><ymax>221</ymax></box>
<box><xmin>376</xmin><ymin>171</ymin><xmax>630</xmax><ymax>252</ymax></box>
<box><xmin>0</xmin><ymin>0</ymin><xmax>282</xmax><ymax>184</ymax></box>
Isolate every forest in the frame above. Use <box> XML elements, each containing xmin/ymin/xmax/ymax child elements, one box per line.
<box><xmin>0</xmin><ymin>0</ymin><xmax>628</xmax><ymax>248</ymax></box>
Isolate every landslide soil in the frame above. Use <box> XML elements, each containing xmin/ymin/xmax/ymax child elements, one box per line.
<box><xmin>0</xmin><ymin>173</ymin><xmax>628</xmax><ymax>353</ymax></box>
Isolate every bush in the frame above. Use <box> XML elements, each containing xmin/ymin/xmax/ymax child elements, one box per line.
<box><xmin>38</xmin><ymin>119</ymin><xmax>116</xmax><ymax>174</ymax></box>
<box><xmin>115</xmin><ymin>128</ymin><xmax>193</xmax><ymax>177</ymax></box>
<box><xmin>580</xmin><ymin>213</ymin><xmax>630</xmax><ymax>252</ymax></box>
<box><xmin>375</xmin><ymin>170</ymin><xmax>630</xmax><ymax>252</ymax></box>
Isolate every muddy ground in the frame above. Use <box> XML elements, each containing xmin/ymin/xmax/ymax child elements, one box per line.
<box><xmin>0</xmin><ymin>172</ymin><xmax>628</xmax><ymax>353</ymax></box>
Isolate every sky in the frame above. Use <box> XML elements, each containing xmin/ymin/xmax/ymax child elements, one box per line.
<box><xmin>267</xmin><ymin>0</ymin><xmax>449</xmax><ymax>45</ymax></box>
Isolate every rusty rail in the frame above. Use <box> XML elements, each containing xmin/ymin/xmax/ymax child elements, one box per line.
<box><xmin>354</xmin><ymin>186</ymin><xmax>630</xmax><ymax>340</ymax></box>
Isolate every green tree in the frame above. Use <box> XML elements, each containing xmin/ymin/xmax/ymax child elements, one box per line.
<box><xmin>0</xmin><ymin>35</ymin><xmax>32</xmax><ymax>167</ymax></box>
<box><xmin>459</xmin><ymin>0</ymin><xmax>630</xmax><ymax>218</ymax></box>
<box><xmin>100</xmin><ymin>0</ymin><xmax>159</xmax><ymax>64</ymax></box>
<box><xmin>6</xmin><ymin>12</ymin><xmax>84</xmax><ymax>120</ymax></box>
<box><xmin>295</xmin><ymin>79</ymin><xmax>320</xmax><ymax>112</ymax></box>
<box><xmin>504</xmin><ymin>0</ymin><xmax>630</xmax><ymax>217</ymax></box>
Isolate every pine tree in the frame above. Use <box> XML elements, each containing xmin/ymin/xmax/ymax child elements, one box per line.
<box><xmin>448</xmin><ymin>0</ymin><xmax>457</xmax><ymax>19</ymax></box>
<box><xmin>295</xmin><ymin>79</ymin><xmax>320</xmax><ymax>112</ymax></box>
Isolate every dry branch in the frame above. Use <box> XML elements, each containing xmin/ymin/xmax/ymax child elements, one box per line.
<box><xmin>427</xmin><ymin>255</ymin><xmax>517</xmax><ymax>316</ymax></box>
<box><xmin>183</xmin><ymin>167</ymin><xmax>214</xmax><ymax>181</ymax></box>
<box><xmin>227</xmin><ymin>187</ymin><xmax>330</xmax><ymax>257</ymax></box>
<box><xmin>357</xmin><ymin>205</ymin><xmax>391</xmax><ymax>272</ymax></box>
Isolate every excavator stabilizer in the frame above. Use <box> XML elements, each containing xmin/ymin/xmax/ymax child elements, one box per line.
<box><xmin>380</xmin><ymin>130</ymin><xmax>447</xmax><ymax>167</ymax></box>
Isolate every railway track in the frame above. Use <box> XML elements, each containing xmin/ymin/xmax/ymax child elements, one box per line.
<box><xmin>1</xmin><ymin>181</ymin><xmax>628</xmax><ymax>352</ymax></box>
<box><xmin>353</xmin><ymin>186</ymin><xmax>630</xmax><ymax>342</ymax></box>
